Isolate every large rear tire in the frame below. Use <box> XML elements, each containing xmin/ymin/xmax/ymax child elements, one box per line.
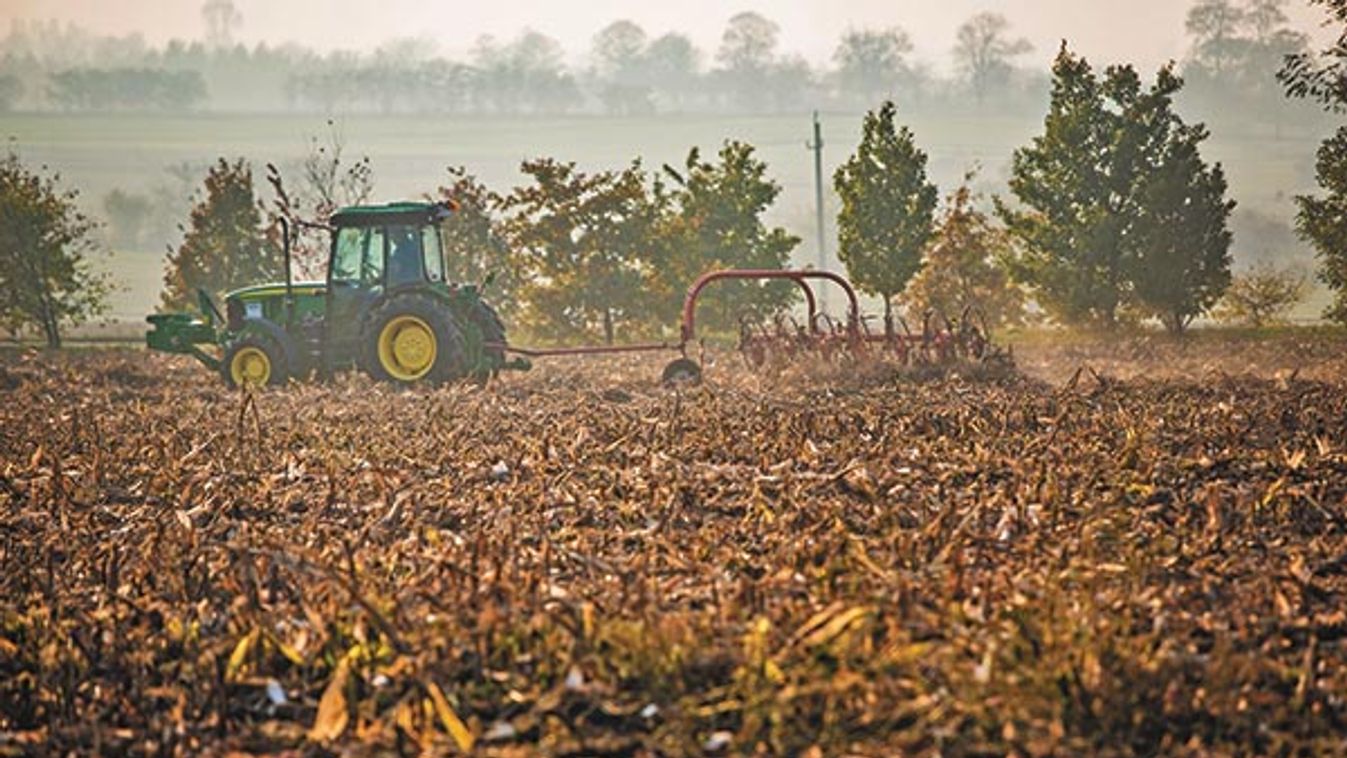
<box><xmin>467</xmin><ymin>300</ymin><xmax>507</xmax><ymax>376</ymax></box>
<box><xmin>362</xmin><ymin>294</ymin><xmax>466</xmax><ymax>385</ymax></box>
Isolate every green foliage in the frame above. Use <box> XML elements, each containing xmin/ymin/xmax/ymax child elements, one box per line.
<box><xmin>503</xmin><ymin>159</ymin><xmax>657</xmax><ymax>344</ymax></box>
<box><xmin>1280</xmin><ymin>0</ymin><xmax>1347</xmax><ymax>108</ymax></box>
<box><xmin>901</xmin><ymin>181</ymin><xmax>1024</xmax><ymax>328</ymax></box>
<box><xmin>654</xmin><ymin>142</ymin><xmax>801</xmax><ymax>333</ymax></box>
<box><xmin>834</xmin><ymin>101</ymin><xmax>938</xmax><ymax>326</ymax></box>
<box><xmin>434</xmin><ymin>167</ymin><xmax>518</xmax><ymax>320</ymax></box>
<box><xmin>162</xmin><ymin>158</ymin><xmax>276</xmax><ymax>310</ymax></box>
<box><xmin>1296</xmin><ymin>127</ymin><xmax>1347</xmax><ymax>323</ymax></box>
<box><xmin>1000</xmin><ymin>48</ymin><xmax>1233</xmax><ymax>330</ymax></box>
<box><xmin>1128</xmin><ymin>123</ymin><xmax>1235</xmax><ymax>333</ymax></box>
<box><xmin>1215</xmin><ymin>264</ymin><xmax>1307</xmax><ymax>327</ymax></box>
<box><xmin>0</xmin><ymin>152</ymin><xmax>111</xmax><ymax>347</ymax></box>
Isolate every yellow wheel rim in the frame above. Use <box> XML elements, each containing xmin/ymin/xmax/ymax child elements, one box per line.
<box><xmin>378</xmin><ymin>315</ymin><xmax>437</xmax><ymax>381</ymax></box>
<box><xmin>230</xmin><ymin>346</ymin><xmax>271</xmax><ymax>386</ymax></box>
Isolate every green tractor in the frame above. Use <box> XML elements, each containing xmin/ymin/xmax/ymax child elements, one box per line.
<box><xmin>147</xmin><ymin>202</ymin><xmax>529</xmax><ymax>387</ymax></box>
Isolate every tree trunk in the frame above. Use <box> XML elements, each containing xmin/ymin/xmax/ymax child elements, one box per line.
<box><xmin>41</xmin><ymin>308</ymin><xmax>60</xmax><ymax>349</ymax></box>
<box><xmin>603</xmin><ymin>308</ymin><xmax>614</xmax><ymax>346</ymax></box>
<box><xmin>883</xmin><ymin>294</ymin><xmax>895</xmax><ymax>338</ymax></box>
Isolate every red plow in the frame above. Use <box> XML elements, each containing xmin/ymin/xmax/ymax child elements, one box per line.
<box><xmin>492</xmin><ymin>269</ymin><xmax>1007</xmax><ymax>384</ymax></box>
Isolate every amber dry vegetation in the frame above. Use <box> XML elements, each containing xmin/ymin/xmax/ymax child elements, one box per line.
<box><xmin>2</xmin><ymin>333</ymin><xmax>1347</xmax><ymax>755</ymax></box>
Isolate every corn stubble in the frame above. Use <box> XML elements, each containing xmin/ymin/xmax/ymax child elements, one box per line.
<box><xmin>1</xmin><ymin>338</ymin><xmax>1346</xmax><ymax>756</ymax></box>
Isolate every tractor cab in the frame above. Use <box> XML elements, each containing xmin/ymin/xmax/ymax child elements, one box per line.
<box><xmin>147</xmin><ymin>201</ymin><xmax>521</xmax><ymax>387</ymax></box>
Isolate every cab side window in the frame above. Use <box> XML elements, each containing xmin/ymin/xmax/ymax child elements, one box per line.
<box><xmin>332</xmin><ymin>227</ymin><xmax>385</xmax><ymax>286</ymax></box>
<box><xmin>423</xmin><ymin>225</ymin><xmax>445</xmax><ymax>283</ymax></box>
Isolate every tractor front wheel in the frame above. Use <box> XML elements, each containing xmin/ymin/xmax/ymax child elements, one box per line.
<box><xmin>222</xmin><ymin>335</ymin><xmax>288</xmax><ymax>388</ymax></box>
<box><xmin>363</xmin><ymin>294</ymin><xmax>466</xmax><ymax>385</ymax></box>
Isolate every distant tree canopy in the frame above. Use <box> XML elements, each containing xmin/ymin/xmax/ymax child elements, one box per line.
<box><xmin>832</xmin><ymin>29</ymin><xmax>916</xmax><ymax>107</ymax></box>
<box><xmin>953</xmin><ymin>12</ymin><xmax>1033</xmax><ymax>106</ymax></box>
<box><xmin>834</xmin><ymin>101</ymin><xmax>939</xmax><ymax>331</ymax></box>
<box><xmin>0</xmin><ymin>11</ymin><xmax>1050</xmax><ymax>115</ymax></box>
<box><xmin>48</xmin><ymin>68</ymin><xmax>206</xmax><ymax>111</ymax></box>
<box><xmin>1185</xmin><ymin>0</ymin><xmax>1310</xmax><ymax>105</ymax></box>
<box><xmin>0</xmin><ymin>152</ymin><xmax>111</xmax><ymax>347</ymax></box>
<box><xmin>162</xmin><ymin>158</ymin><xmax>277</xmax><ymax>310</ymax></box>
<box><xmin>1000</xmin><ymin>47</ymin><xmax>1233</xmax><ymax>332</ymax></box>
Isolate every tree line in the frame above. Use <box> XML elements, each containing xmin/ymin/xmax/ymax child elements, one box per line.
<box><xmin>15</xmin><ymin>22</ymin><xmax>1347</xmax><ymax>345</ymax></box>
<box><xmin>0</xmin><ymin>2</ymin><xmax>1315</xmax><ymax>119</ymax></box>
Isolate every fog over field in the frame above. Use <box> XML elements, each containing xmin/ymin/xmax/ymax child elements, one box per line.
<box><xmin>0</xmin><ymin>0</ymin><xmax>1340</xmax><ymax>323</ymax></box>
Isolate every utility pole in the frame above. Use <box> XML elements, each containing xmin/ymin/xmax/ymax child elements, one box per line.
<box><xmin>807</xmin><ymin>110</ymin><xmax>828</xmax><ymax>311</ymax></box>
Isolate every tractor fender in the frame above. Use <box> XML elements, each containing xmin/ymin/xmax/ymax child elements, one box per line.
<box><xmin>235</xmin><ymin>318</ymin><xmax>306</xmax><ymax>377</ymax></box>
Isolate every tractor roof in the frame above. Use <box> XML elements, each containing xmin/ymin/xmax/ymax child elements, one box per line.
<box><xmin>330</xmin><ymin>201</ymin><xmax>452</xmax><ymax>228</ymax></box>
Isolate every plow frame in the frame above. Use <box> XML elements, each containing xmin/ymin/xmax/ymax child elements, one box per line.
<box><xmin>489</xmin><ymin>268</ymin><xmax>999</xmax><ymax>381</ymax></box>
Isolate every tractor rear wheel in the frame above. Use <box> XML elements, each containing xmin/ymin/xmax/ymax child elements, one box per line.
<box><xmin>363</xmin><ymin>294</ymin><xmax>466</xmax><ymax>385</ymax></box>
<box><xmin>222</xmin><ymin>335</ymin><xmax>288</xmax><ymax>388</ymax></box>
<box><xmin>468</xmin><ymin>300</ymin><xmax>507</xmax><ymax>376</ymax></box>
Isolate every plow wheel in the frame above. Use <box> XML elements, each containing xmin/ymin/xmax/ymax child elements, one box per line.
<box><xmin>662</xmin><ymin>358</ymin><xmax>702</xmax><ymax>387</ymax></box>
<box><xmin>922</xmin><ymin>310</ymin><xmax>956</xmax><ymax>365</ymax></box>
<box><xmin>739</xmin><ymin>315</ymin><xmax>769</xmax><ymax>369</ymax></box>
<box><xmin>957</xmin><ymin>305</ymin><xmax>991</xmax><ymax>360</ymax></box>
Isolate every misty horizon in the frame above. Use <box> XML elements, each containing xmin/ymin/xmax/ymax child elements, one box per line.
<box><xmin>1</xmin><ymin>0</ymin><xmax>1336</xmax><ymax>74</ymax></box>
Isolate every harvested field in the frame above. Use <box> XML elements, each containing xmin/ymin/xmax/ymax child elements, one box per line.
<box><xmin>2</xmin><ymin>334</ymin><xmax>1347</xmax><ymax>756</ymax></box>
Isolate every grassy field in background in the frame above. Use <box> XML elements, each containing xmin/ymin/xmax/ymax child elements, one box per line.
<box><xmin>0</xmin><ymin>110</ymin><xmax>1336</xmax><ymax>327</ymax></box>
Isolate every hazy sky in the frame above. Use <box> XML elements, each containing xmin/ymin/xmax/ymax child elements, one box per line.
<box><xmin>0</xmin><ymin>0</ymin><xmax>1335</xmax><ymax>72</ymax></box>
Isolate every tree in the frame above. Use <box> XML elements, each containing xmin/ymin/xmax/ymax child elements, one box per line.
<box><xmin>645</xmin><ymin>33</ymin><xmax>700</xmax><ymax>109</ymax></box>
<box><xmin>592</xmin><ymin>20</ymin><xmax>652</xmax><ymax>114</ymax></box>
<box><xmin>162</xmin><ymin>157</ymin><xmax>277</xmax><ymax>310</ymax></box>
<box><xmin>1000</xmin><ymin>51</ymin><xmax>1153</xmax><ymax>326</ymax></box>
<box><xmin>901</xmin><ymin>179</ymin><xmax>1024</xmax><ymax>329</ymax></box>
<box><xmin>650</xmin><ymin>141</ymin><xmax>800</xmax><ymax>332</ymax></box>
<box><xmin>715</xmin><ymin>11</ymin><xmax>780</xmax><ymax>110</ymax></box>
<box><xmin>953</xmin><ymin>12</ymin><xmax>1032</xmax><ymax>106</ymax></box>
<box><xmin>834</xmin><ymin>101</ymin><xmax>938</xmax><ymax>331</ymax></box>
<box><xmin>832</xmin><ymin>28</ymin><xmax>914</xmax><ymax>107</ymax></box>
<box><xmin>0</xmin><ymin>152</ymin><xmax>111</xmax><ymax>347</ymax></box>
<box><xmin>1127</xmin><ymin>123</ymin><xmax>1235</xmax><ymax>333</ymax></box>
<box><xmin>1281</xmin><ymin>1</ymin><xmax>1347</xmax><ymax>322</ymax></box>
<box><xmin>1214</xmin><ymin>264</ymin><xmax>1307</xmax><ymax>326</ymax></box>
<box><xmin>1002</xmin><ymin>48</ymin><xmax>1233</xmax><ymax>330</ymax></box>
<box><xmin>503</xmin><ymin>159</ymin><xmax>657</xmax><ymax>344</ymax></box>
<box><xmin>1280</xmin><ymin>0</ymin><xmax>1347</xmax><ymax>108</ymax></box>
<box><xmin>1296</xmin><ymin>128</ymin><xmax>1347</xmax><ymax>322</ymax></box>
<box><xmin>434</xmin><ymin>166</ymin><xmax>518</xmax><ymax>320</ymax></box>
<box><xmin>1186</xmin><ymin>0</ymin><xmax>1248</xmax><ymax>77</ymax></box>
<box><xmin>470</xmin><ymin>30</ymin><xmax>581</xmax><ymax>114</ymax></box>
